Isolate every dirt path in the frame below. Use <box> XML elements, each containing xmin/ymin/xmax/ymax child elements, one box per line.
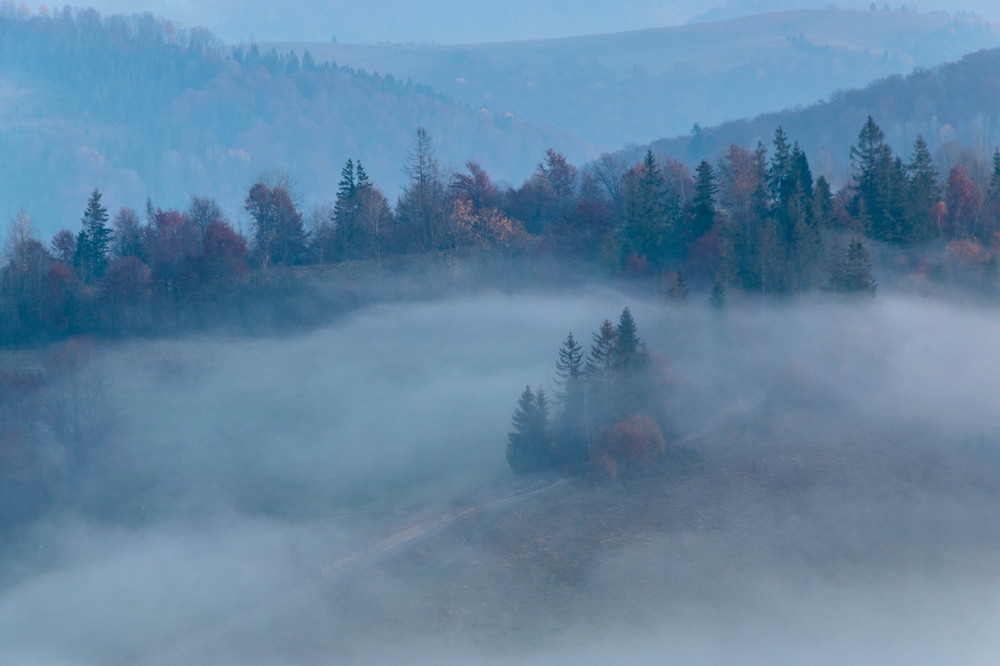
<box><xmin>150</xmin><ymin>476</ymin><xmax>567</xmax><ymax>665</ymax></box>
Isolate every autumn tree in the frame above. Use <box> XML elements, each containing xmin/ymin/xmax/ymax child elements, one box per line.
<box><xmin>1</xmin><ymin>212</ymin><xmax>55</xmax><ymax>343</ymax></box>
<box><xmin>593</xmin><ymin>413</ymin><xmax>666</xmax><ymax>480</ymax></box>
<box><xmin>245</xmin><ymin>179</ymin><xmax>306</xmax><ymax>266</ymax></box>
<box><xmin>111</xmin><ymin>207</ymin><xmax>145</xmax><ymax>260</ymax></box>
<box><xmin>450</xmin><ymin>160</ymin><xmax>500</xmax><ymax>213</ymax></box>
<box><xmin>397</xmin><ymin>127</ymin><xmax>446</xmax><ymax>252</ymax></box>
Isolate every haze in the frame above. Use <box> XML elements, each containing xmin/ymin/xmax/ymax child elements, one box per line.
<box><xmin>77</xmin><ymin>0</ymin><xmax>1000</xmax><ymax>43</ymax></box>
<box><xmin>4</xmin><ymin>277</ymin><xmax>1000</xmax><ymax>662</ymax></box>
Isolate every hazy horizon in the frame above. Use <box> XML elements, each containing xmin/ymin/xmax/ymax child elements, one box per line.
<box><xmin>69</xmin><ymin>1</ymin><xmax>1000</xmax><ymax>44</ymax></box>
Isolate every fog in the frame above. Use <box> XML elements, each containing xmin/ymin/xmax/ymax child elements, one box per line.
<box><xmin>4</xmin><ymin>284</ymin><xmax>1000</xmax><ymax>664</ymax></box>
<box><xmin>77</xmin><ymin>1</ymin><xmax>1000</xmax><ymax>44</ymax></box>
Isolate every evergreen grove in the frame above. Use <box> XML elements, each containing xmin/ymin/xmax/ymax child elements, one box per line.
<box><xmin>507</xmin><ymin>308</ymin><xmax>668</xmax><ymax>479</ymax></box>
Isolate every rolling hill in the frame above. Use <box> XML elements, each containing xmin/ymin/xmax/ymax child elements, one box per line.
<box><xmin>261</xmin><ymin>9</ymin><xmax>1000</xmax><ymax>151</ymax></box>
<box><xmin>622</xmin><ymin>45</ymin><xmax>1000</xmax><ymax>184</ymax></box>
<box><xmin>0</xmin><ymin>9</ymin><xmax>588</xmax><ymax>238</ymax></box>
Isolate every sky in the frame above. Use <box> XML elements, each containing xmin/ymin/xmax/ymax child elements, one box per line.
<box><xmin>63</xmin><ymin>1</ymin><xmax>1000</xmax><ymax>44</ymax></box>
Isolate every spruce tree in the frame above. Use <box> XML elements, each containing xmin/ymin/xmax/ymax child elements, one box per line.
<box><xmin>830</xmin><ymin>237</ymin><xmax>876</xmax><ymax>296</ymax></box>
<box><xmin>73</xmin><ymin>188</ymin><xmax>112</xmax><ymax>282</ymax></box>
<box><xmin>668</xmin><ymin>268</ymin><xmax>689</xmax><ymax>302</ymax></box>
<box><xmin>690</xmin><ymin>159</ymin><xmax>718</xmax><ymax>243</ymax></box>
<box><xmin>906</xmin><ymin>135</ymin><xmax>940</xmax><ymax>242</ymax></box>
<box><xmin>506</xmin><ymin>385</ymin><xmax>552</xmax><ymax>474</ymax></box>
<box><xmin>710</xmin><ymin>275</ymin><xmax>727</xmax><ymax>308</ymax></box>
<box><xmin>554</xmin><ymin>332</ymin><xmax>588</xmax><ymax>464</ymax></box>
<box><xmin>585</xmin><ymin>319</ymin><xmax>618</xmax><ymax>404</ymax></box>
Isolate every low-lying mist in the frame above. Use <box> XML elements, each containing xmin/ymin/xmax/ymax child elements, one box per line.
<box><xmin>4</xmin><ymin>282</ymin><xmax>1000</xmax><ymax>664</ymax></box>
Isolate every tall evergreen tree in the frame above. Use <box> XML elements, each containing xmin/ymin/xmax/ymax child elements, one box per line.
<box><xmin>506</xmin><ymin>385</ymin><xmax>552</xmax><ymax>474</ymax></box>
<box><xmin>553</xmin><ymin>332</ymin><xmax>589</xmax><ymax>464</ymax></box>
<box><xmin>830</xmin><ymin>237</ymin><xmax>877</xmax><ymax>296</ymax></box>
<box><xmin>668</xmin><ymin>268</ymin><xmax>689</xmax><ymax>302</ymax></box>
<box><xmin>585</xmin><ymin>319</ymin><xmax>618</xmax><ymax>403</ymax></box>
<box><xmin>621</xmin><ymin>150</ymin><xmax>669</xmax><ymax>266</ymax></box>
<box><xmin>334</xmin><ymin>158</ymin><xmax>361</xmax><ymax>261</ymax></box>
<box><xmin>689</xmin><ymin>160</ymin><xmax>718</xmax><ymax>244</ymax></box>
<box><xmin>73</xmin><ymin>188</ymin><xmax>112</xmax><ymax>282</ymax></box>
<box><xmin>906</xmin><ymin>134</ymin><xmax>940</xmax><ymax>243</ymax></box>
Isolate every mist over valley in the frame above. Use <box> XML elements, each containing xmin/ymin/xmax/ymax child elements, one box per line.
<box><xmin>5</xmin><ymin>2</ymin><xmax>1000</xmax><ymax>664</ymax></box>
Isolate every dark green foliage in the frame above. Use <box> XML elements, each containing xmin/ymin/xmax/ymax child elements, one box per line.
<box><xmin>585</xmin><ymin>319</ymin><xmax>618</xmax><ymax>401</ymax></box>
<box><xmin>506</xmin><ymin>385</ymin><xmax>552</xmax><ymax>474</ymax></box>
<box><xmin>830</xmin><ymin>237</ymin><xmax>877</xmax><ymax>296</ymax></box>
<box><xmin>906</xmin><ymin>135</ymin><xmax>940</xmax><ymax>242</ymax></box>
<box><xmin>73</xmin><ymin>189</ymin><xmax>112</xmax><ymax>283</ymax></box>
<box><xmin>690</xmin><ymin>160</ymin><xmax>718</xmax><ymax>242</ymax></box>
<box><xmin>553</xmin><ymin>332</ymin><xmax>589</xmax><ymax>464</ymax></box>
<box><xmin>668</xmin><ymin>268</ymin><xmax>689</xmax><ymax>302</ymax></box>
<box><xmin>710</xmin><ymin>275</ymin><xmax>727</xmax><ymax>308</ymax></box>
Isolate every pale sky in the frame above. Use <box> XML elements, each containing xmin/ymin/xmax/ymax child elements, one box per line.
<box><xmin>52</xmin><ymin>1</ymin><xmax>1000</xmax><ymax>44</ymax></box>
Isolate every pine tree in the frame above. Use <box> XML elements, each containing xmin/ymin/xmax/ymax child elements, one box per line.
<box><xmin>585</xmin><ymin>319</ymin><xmax>618</xmax><ymax>402</ymax></box>
<box><xmin>334</xmin><ymin>158</ymin><xmax>359</xmax><ymax>261</ymax></box>
<box><xmin>689</xmin><ymin>159</ymin><xmax>718</xmax><ymax>244</ymax></box>
<box><xmin>506</xmin><ymin>385</ymin><xmax>552</xmax><ymax>474</ymax></box>
<box><xmin>613</xmin><ymin>307</ymin><xmax>646</xmax><ymax>372</ymax></box>
<box><xmin>553</xmin><ymin>332</ymin><xmax>589</xmax><ymax>464</ymax></box>
<box><xmin>830</xmin><ymin>237</ymin><xmax>876</xmax><ymax>296</ymax></box>
<box><xmin>906</xmin><ymin>134</ymin><xmax>940</xmax><ymax>242</ymax></box>
<box><xmin>73</xmin><ymin>188</ymin><xmax>112</xmax><ymax>282</ymax></box>
<box><xmin>668</xmin><ymin>268</ymin><xmax>689</xmax><ymax>302</ymax></box>
<box><xmin>710</xmin><ymin>275</ymin><xmax>727</xmax><ymax>308</ymax></box>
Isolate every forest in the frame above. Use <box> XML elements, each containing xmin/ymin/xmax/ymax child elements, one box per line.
<box><xmin>5</xmin><ymin>113</ymin><xmax>1000</xmax><ymax>349</ymax></box>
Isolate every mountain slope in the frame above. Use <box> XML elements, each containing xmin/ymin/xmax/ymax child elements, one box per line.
<box><xmin>0</xmin><ymin>10</ymin><xmax>587</xmax><ymax>237</ymax></box>
<box><xmin>262</xmin><ymin>9</ymin><xmax>1000</xmax><ymax>151</ymax></box>
<box><xmin>626</xmin><ymin>46</ymin><xmax>1000</xmax><ymax>183</ymax></box>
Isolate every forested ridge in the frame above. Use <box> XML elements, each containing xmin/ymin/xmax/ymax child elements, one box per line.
<box><xmin>0</xmin><ymin>6</ymin><xmax>582</xmax><ymax>236</ymax></box>
<box><xmin>7</xmin><ymin>111</ymin><xmax>1000</xmax><ymax>347</ymax></box>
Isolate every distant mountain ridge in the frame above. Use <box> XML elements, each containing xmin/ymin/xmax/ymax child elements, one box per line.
<box><xmin>620</xmin><ymin>46</ymin><xmax>1000</xmax><ymax>184</ymax></box>
<box><xmin>260</xmin><ymin>9</ymin><xmax>1000</xmax><ymax>151</ymax></box>
<box><xmin>0</xmin><ymin>9</ymin><xmax>587</xmax><ymax>237</ymax></box>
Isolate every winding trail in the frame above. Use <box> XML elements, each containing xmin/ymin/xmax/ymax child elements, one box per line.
<box><xmin>150</xmin><ymin>476</ymin><xmax>568</xmax><ymax>665</ymax></box>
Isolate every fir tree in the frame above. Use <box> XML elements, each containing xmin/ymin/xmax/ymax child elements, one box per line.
<box><xmin>506</xmin><ymin>385</ymin><xmax>552</xmax><ymax>474</ymax></box>
<box><xmin>710</xmin><ymin>275</ymin><xmax>727</xmax><ymax>308</ymax></box>
<box><xmin>689</xmin><ymin>159</ymin><xmax>718</xmax><ymax>244</ymax></box>
<box><xmin>906</xmin><ymin>134</ymin><xmax>940</xmax><ymax>242</ymax></box>
<box><xmin>830</xmin><ymin>237</ymin><xmax>877</xmax><ymax>296</ymax></box>
<box><xmin>553</xmin><ymin>332</ymin><xmax>589</xmax><ymax>464</ymax></box>
<box><xmin>74</xmin><ymin>188</ymin><xmax>112</xmax><ymax>282</ymax></box>
<box><xmin>668</xmin><ymin>268</ymin><xmax>689</xmax><ymax>302</ymax></box>
<box><xmin>613</xmin><ymin>307</ymin><xmax>647</xmax><ymax>378</ymax></box>
<box><xmin>585</xmin><ymin>319</ymin><xmax>618</xmax><ymax>403</ymax></box>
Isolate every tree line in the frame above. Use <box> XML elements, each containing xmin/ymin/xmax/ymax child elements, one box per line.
<box><xmin>9</xmin><ymin>115</ymin><xmax>1000</xmax><ymax>346</ymax></box>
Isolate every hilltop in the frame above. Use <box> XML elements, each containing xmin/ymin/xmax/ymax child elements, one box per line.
<box><xmin>0</xmin><ymin>9</ymin><xmax>587</xmax><ymax>237</ymax></box>
<box><xmin>626</xmin><ymin>45</ymin><xmax>1000</xmax><ymax>183</ymax></box>
<box><xmin>262</xmin><ymin>9</ymin><xmax>1000</xmax><ymax>151</ymax></box>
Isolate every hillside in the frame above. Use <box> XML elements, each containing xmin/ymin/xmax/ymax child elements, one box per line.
<box><xmin>262</xmin><ymin>9</ymin><xmax>1000</xmax><ymax>151</ymax></box>
<box><xmin>626</xmin><ymin>45</ymin><xmax>1000</xmax><ymax>184</ymax></box>
<box><xmin>0</xmin><ymin>9</ymin><xmax>587</xmax><ymax>237</ymax></box>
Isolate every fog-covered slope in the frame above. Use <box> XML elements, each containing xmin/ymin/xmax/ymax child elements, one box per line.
<box><xmin>0</xmin><ymin>9</ymin><xmax>587</xmax><ymax>237</ymax></box>
<box><xmin>262</xmin><ymin>9</ymin><xmax>999</xmax><ymax>151</ymax></box>
<box><xmin>622</xmin><ymin>46</ymin><xmax>1000</xmax><ymax>183</ymax></box>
